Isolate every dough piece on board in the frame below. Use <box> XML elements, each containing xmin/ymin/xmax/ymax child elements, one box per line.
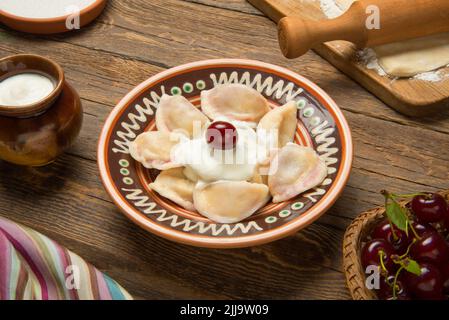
<box><xmin>327</xmin><ymin>0</ymin><xmax>449</xmax><ymax>77</ymax></box>
<box><xmin>374</xmin><ymin>33</ymin><xmax>449</xmax><ymax>77</ymax></box>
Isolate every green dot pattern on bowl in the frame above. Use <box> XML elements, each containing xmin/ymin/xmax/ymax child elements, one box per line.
<box><xmin>291</xmin><ymin>202</ymin><xmax>305</xmax><ymax>210</ymax></box>
<box><xmin>196</xmin><ymin>80</ymin><xmax>206</xmax><ymax>90</ymax></box>
<box><xmin>265</xmin><ymin>216</ymin><xmax>277</xmax><ymax>224</ymax></box>
<box><xmin>120</xmin><ymin>168</ymin><xmax>130</xmax><ymax>176</ymax></box>
<box><xmin>303</xmin><ymin>107</ymin><xmax>314</xmax><ymax>118</ymax></box>
<box><xmin>123</xmin><ymin>177</ymin><xmax>134</xmax><ymax>185</ymax></box>
<box><xmin>279</xmin><ymin>210</ymin><xmax>291</xmax><ymax>218</ymax></box>
<box><xmin>171</xmin><ymin>87</ymin><xmax>182</xmax><ymax>95</ymax></box>
<box><xmin>296</xmin><ymin>99</ymin><xmax>307</xmax><ymax>109</ymax></box>
<box><xmin>183</xmin><ymin>82</ymin><xmax>193</xmax><ymax>93</ymax></box>
<box><xmin>119</xmin><ymin>159</ymin><xmax>129</xmax><ymax>167</ymax></box>
<box><xmin>310</xmin><ymin>116</ymin><xmax>321</xmax><ymax>126</ymax></box>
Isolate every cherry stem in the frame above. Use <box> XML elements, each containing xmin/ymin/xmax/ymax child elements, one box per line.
<box><xmin>392</xmin><ymin>266</ymin><xmax>404</xmax><ymax>300</ymax></box>
<box><xmin>408</xmin><ymin>222</ymin><xmax>421</xmax><ymax>241</ymax></box>
<box><xmin>398</xmin><ymin>239</ymin><xmax>417</xmax><ymax>260</ymax></box>
<box><xmin>390</xmin><ymin>192</ymin><xmax>426</xmax><ymax>199</ymax></box>
<box><xmin>381</xmin><ymin>190</ymin><xmax>422</xmax><ymax>240</ymax></box>
<box><xmin>378</xmin><ymin>250</ymin><xmax>388</xmax><ymax>275</ymax></box>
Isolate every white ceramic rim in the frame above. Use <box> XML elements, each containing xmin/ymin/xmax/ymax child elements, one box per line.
<box><xmin>0</xmin><ymin>0</ymin><xmax>106</xmax><ymax>21</ymax></box>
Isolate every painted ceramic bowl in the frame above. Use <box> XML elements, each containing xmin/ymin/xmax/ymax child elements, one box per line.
<box><xmin>98</xmin><ymin>59</ymin><xmax>353</xmax><ymax>248</ymax></box>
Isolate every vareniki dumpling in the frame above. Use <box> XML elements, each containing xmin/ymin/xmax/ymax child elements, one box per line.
<box><xmin>156</xmin><ymin>94</ymin><xmax>209</xmax><ymax>137</ymax></box>
<box><xmin>129</xmin><ymin>131</ymin><xmax>182</xmax><ymax>170</ymax></box>
<box><xmin>201</xmin><ymin>84</ymin><xmax>270</xmax><ymax>123</ymax></box>
<box><xmin>193</xmin><ymin>181</ymin><xmax>270</xmax><ymax>223</ymax></box>
<box><xmin>268</xmin><ymin>143</ymin><xmax>327</xmax><ymax>203</ymax></box>
<box><xmin>149</xmin><ymin>168</ymin><xmax>196</xmax><ymax>211</ymax></box>
<box><xmin>257</xmin><ymin>101</ymin><xmax>297</xmax><ymax>149</ymax></box>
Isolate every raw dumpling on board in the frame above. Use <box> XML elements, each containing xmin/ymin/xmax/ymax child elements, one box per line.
<box><xmin>324</xmin><ymin>0</ymin><xmax>449</xmax><ymax>77</ymax></box>
<box><xmin>193</xmin><ymin>181</ymin><xmax>270</xmax><ymax>223</ymax></box>
<box><xmin>201</xmin><ymin>84</ymin><xmax>271</xmax><ymax>123</ymax></box>
<box><xmin>374</xmin><ymin>33</ymin><xmax>449</xmax><ymax>77</ymax></box>
<box><xmin>149</xmin><ymin>168</ymin><xmax>196</xmax><ymax>211</ymax></box>
<box><xmin>257</xmin><ymin>101</ymin><xmax>297</xmax><ymax>149</ymax></box>
<box><xmin>268</xmin><ymin>143</ymin><xmax>327</xmax><ymax>203</ymax></box>
<box><xmin>156</xmin><ymin>94</ymin><xmax>209</xmax><ymax>137</ymax></box>
<box><xmin>129</xmin><ymin>131</ymin><xmax>182</xmax><ymax>170</ymax></box>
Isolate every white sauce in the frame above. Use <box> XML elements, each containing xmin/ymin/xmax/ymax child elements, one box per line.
<box><xmin>172</xmin><ymin>121</ymin><xmax>273</xmax><ymax>182</ymax></box>
<box><xmin>0</xmin><ymin>73</ymin><xmax>55</xmax><ymax>107</ymax></box>
<box><xmin>0</xmin><ymin>0</ymin><xmax>97</xmax><ymax>19</ymax></box>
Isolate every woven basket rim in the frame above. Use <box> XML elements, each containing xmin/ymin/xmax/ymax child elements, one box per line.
<box><xmin>342</xmin><ymin>190</ymin><xmax>449</xmax><ymax>300</ymax></box>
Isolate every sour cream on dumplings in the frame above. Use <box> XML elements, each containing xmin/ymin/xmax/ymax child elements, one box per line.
<box><xmin>172</xmin><ymin>121</ymin><xmax>274</xmax><ymax>182</ymax></box>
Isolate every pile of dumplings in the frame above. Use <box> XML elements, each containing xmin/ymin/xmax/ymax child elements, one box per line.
<box><xmin>130</xmin><ymin>84</ymin><xmax>327</xmax><ymax>223</ymax></box>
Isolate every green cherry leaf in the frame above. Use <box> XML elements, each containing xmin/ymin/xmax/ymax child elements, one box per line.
<box><xmin>403</xmin><ymin>259</ymin><xmax>422</xmax><ymax>276</ymax></box>
<box><xmin>385</xmin><ymin>200</ymin><xmax>408</xmax><ymax>232</ymax></box>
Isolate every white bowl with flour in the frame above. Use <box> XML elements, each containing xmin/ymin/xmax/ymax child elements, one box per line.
<box><xmin>0</xmin><ymin>0</ymin><xmax>107</xmax><ymax>34</ymax></box>
<box><xmin>0</xmin><ymin>0</ymin><xmax>97</xmax><ymax>19</ymax></box>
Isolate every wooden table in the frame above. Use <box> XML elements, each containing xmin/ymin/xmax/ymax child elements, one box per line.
<box><xmin>0</xmin><ymin>0</ymin><xmax>448</xmax><ymax>300</ymax></box>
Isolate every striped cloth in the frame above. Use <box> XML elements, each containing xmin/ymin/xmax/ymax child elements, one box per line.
<box><xmin>0</xmin><ymin>216</ymin><xmax>132</xmax><ymax>300</ymax></box>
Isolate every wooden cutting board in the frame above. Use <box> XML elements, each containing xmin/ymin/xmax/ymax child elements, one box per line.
<box><xmin>248</xmin><ymin>0</ymin><xmax>449</xmax><ymax>117</ymax></box>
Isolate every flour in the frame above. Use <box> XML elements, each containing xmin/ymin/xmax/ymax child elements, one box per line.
<box><xmin>320</xmin><ymin>0</ymin><xmax>345</xmax><ymax>19</ymax></box>
<box><xmin>357</xmin><ymin>48</ymin><xmax>387</xmax><ymax>77</ymax></box>
<box><xmin>0</xmin><ymin>0</ymin><xmax>96</xmax><ymax>19</ymax></box>
<box><xmin>413</xmin><ymin>71</ymin><xmax>447</xmax><ymax>82</ymax></box>
<box><xmin>319</xmin><ymin>0</ymin><xmax>447</xmax><ymax>82</ymax></box>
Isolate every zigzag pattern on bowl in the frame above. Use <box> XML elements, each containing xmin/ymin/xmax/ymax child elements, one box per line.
<box><xmin>110</xmin><ymin>71</ymin><xmax>339</xmax><ymax>236</ymax></box>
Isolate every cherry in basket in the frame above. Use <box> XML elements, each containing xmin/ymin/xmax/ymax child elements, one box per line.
<box><xmin>411</xmin><ymin>193</ymin><xmax>448</xmax><ymax>224</ymax></box>
<box><xmin>361</xmin><ymin>191</ymin><xmax>449</xmax><ymax>300</ymax></box>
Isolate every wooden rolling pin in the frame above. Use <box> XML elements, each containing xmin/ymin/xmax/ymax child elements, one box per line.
<box><xmin>278</xmin><ymin>0</ymin><xmax>449</xmax><ymax>59</ymax></box>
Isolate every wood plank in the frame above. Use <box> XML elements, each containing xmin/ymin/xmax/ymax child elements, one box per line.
<box><xmin>0</xmin><ymin>0</ymin><xmax>448</xmax><ymax>300</ymax></box>
<box><xmin>54</xmin><ymin>0</ymin><xmax>449</xmax><ymax>132</ymax></box>
<box><xmin>247</xmin><ymin>0</ymin><xmax>449</xmax><ymax>116</ymax></box>
<box><xmin>184</xmin><ymin>0</ymin><xmax>263</xmax><ymax>15</ymax></box>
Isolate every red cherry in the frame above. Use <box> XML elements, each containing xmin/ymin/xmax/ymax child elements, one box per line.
<box><xmin>411</xmin><ymin>222</ymin><xmax>438</xmax><ymax>238</ymax></box>
<box><xmin>410</xmin><ymin>232</ymin><xmax>449</xmax><ymax>266</ymax></box>
<box><xmin>371</xmin><ymin>220</ymin><xmax>411</xmax><ymax>254</ymax></box>
<box><xmin>361</xmin><ymin>239</ymin><xmax>397</xmax><ymax>274</ymax></box>
<box><xmin>411</xmin><ymin>193</ymin><xmax>448</xmax><ymax>224</ymax></box>
<box><xmin>206</xmin><ymin>121</ymin><xmax>238</xmax><ymax>150</ymax></box>
<box><xmin>378</xmin><ymin>275</ymin><xmax>411</xmax><ymax>300</ymax></box>
<box><xmin>403</xmin><ymin>262</ymin><xmax>444</xmax><ymax>300</ymax></box>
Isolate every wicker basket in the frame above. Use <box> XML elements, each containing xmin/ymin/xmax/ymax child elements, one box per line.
<box><xmin>342</xmin><ymin>190</ymin><xmax>449</xmax><ymax>300</ymax></box>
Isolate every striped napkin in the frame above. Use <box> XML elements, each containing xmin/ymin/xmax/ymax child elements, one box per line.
<box><xmin>0</xmin><ymin>216</ymin><xmax>132</xmax><ymax>300</ymax></box>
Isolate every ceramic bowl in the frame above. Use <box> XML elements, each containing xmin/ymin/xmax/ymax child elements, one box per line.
<box><xmin>0</xmin><ymin>0</ymin><xmax>107</xmax><ymax>34</ymax></box>
<box><xmin>0</xmin><ymin>54</ymin><xmax>65</xmax><ymax>117</ymax></box>
<box><xmin>0</xmin><ymin>54</ymin><xmax>83</xmax><ymax>166</ymax></box>
<box><xmin>98</xmin><ymin>59</ymin><xmax>353</xmax><ymax>248</ymax></box>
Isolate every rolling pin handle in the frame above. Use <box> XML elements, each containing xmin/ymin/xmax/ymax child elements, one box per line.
<box><xmin>278</xmin><ymin>17</ymin><xmax>311</xmax><ymax>59</ymax></box>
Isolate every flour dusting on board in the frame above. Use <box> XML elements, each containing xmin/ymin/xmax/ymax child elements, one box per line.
<box><xmin>413</xmin><ymin>71</ymin><xmax>447</xmax><ymax>82</ymax></box>
<box><xmin>320</xmin><ymin>0</ymin><xmax>345</xmax><ymax>18</ymax></box>
<box><xmin>319</xmin><ymin>0</ymin><xmax>447</xmax><ymax>82</ymax></box>
<box><xmin>357</xmin><ymin>48</ymin><xmax>387</xmax><ymax>77</ymax></box>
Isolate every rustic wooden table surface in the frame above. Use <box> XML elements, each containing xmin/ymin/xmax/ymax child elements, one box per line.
<box><xmin>1</xmin><ymin>0</ymin><xmax>448</xmax><ymax>300</ymax></box>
